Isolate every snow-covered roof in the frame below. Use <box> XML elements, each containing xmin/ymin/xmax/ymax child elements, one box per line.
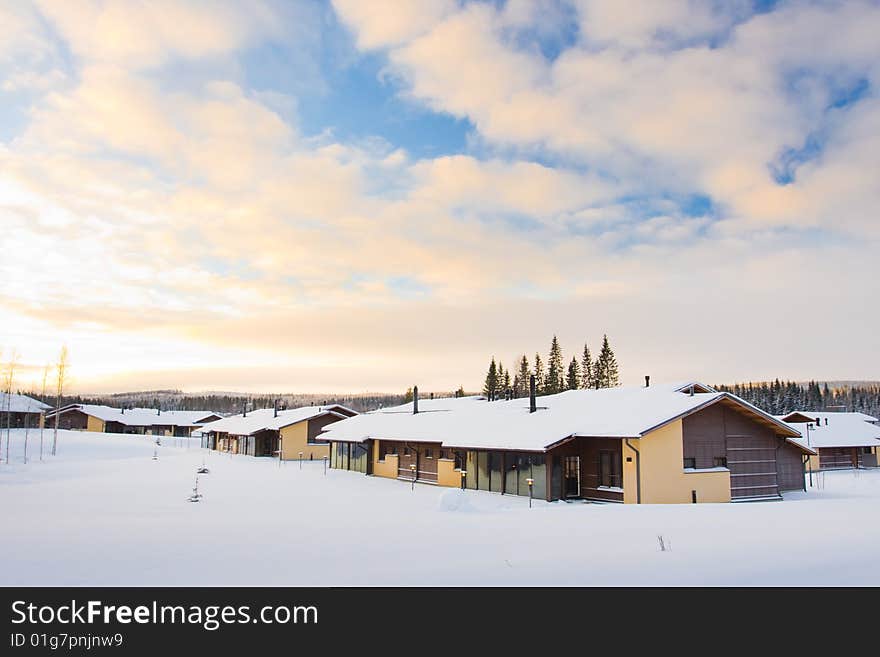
<box><xmin>199</xmin><ymin>404</ymin><xmax>356</xmax><ymax>437</ymax></box>
<box><xmin>49</xmin><ymin>404</ymin><xmax>219</xmax><ymax>428</ymax></box>
<box><xmin>322</xmin><ymin>383</ymin><xmax>807</xmax><ymax>452</ymax></box>
<box><xmin>0</xmin><ymin>392</ymin><xmax>51</xmax><ymax>413</ymax></box>
<box><xmin>777</xmin><ymin>411</ymin><xmax>880</xmax><ymax>449</ymax></box>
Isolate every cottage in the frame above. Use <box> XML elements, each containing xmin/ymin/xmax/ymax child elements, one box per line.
<box><xmin>45</xmin><ymin>404</ymin><xmax>221</xmax><ymax>437</ymax></box>
<box><xmin>200</xmin><ymin>404</ymin><xmax>358</xmax><ymax>461</ymax></box>
<box><xmin>777</xmin><ymin>411</ymin><xmax>880</xmax><ymax>470</ymax></box>
<box><xmin>322</xmin><ymin>381</ymin><xmax>815</xmax><ymax>503</ymax></box>
<box><xmin>0</xmin><ymin>392</ymin><xmax>51</xmax><ymax>428</ymax></box>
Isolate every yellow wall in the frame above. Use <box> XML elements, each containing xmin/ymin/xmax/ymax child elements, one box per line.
<box><xmin>281</xmin><ymin>420</ymin><xmax>330</xmax><ymax>461</ymax></box>
<box><xmin>371</xmin><ymin>441</ymin><xmax>399</xmax><ymax>478</ymax></box>
<box><xmin>636</xmin><ymin>420</ymin><xmax>731</xmax><ymax>504</ymax></box>
<box><xmin>86</xmin><ymin>415</ymin><xmax>105</xmax><ymax>433</ymax></box>
<box><xmin>437</xmin><ymin>458</ymin><xmax>462</xmax><ymax>487</ymax></box>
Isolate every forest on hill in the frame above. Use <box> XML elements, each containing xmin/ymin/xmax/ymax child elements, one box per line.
<box><xmin>715</xmin><ymin>380</ymin><xmax>880</xmax><ymax>417</ymax></box>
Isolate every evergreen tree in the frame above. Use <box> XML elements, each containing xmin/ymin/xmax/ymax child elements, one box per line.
<box><xmin>546</xmin><ymin>335</ymin><xmax>564</xmax><ymax>395</ymax></box>
<box><xmin>581</xmin><ymin>343</ymin><xmax>593</xmax><ymax>389</ymax></box>
<box><xmin>515</xmin><ymin>355</ymin><xmax>530</xmax><ymax>398</ymax></box>
<box><xmin>483</xmin><ymin>358</ymin><xmax>499</xmax><ymax>399</ymax></box>
<box><xmin>502</xmin><ymin>367</ymin><xmax>511</xmax><ymax>396</ymax></box>
<box><xmin>534</xmin><ymin>353</ymin><xmax>545</xmax><ymax>395</ymax></box>
<box><xmin>404</xmin><ymin>387</ymin><xmax>413</xmax><ymax>403</ymax></box>
<box><xmin>454</xmin><ymin>386</ymin><xmax>465</xmax><ymax>398</ymax></box>
<box><xmin>595</xmin><ymin>334</ymin><xmax>620</xmax><ymax>388</ymax></box>
<box><xmin>566</xmin><ymin>357</ymin><xmax>581</xmax><ymax>391</ymax></box>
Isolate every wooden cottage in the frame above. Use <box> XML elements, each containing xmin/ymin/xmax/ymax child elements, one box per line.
<box><xmin>45</xmin><ymin>404</ymin><xmax>220</xmax><ymax>436</ymax></box>
<box><xmin>323</xmin><ymin>381</ymin><xmax>816</xmax><ymax>504</ymax></box>
<box><xmin>777</xmin><ymin>411</ymin><xmax>880</xmax><ymax>470</ymax></box>
<box><xmin>0</xmin><ymin>392</ymin><xmax>50</xmax><ymax>429</ymax></box>
<box><xmin>200</xmin><ymin>404</ymin><xmax>358</xmax><ymax>461</ymax></box>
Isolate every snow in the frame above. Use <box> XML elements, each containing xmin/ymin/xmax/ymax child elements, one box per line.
<box><xmin>322</xmin><ymin>384</ymin><xmax>805</xmax><ymax>453</ymax></box>
<box><xmin>2</xmin><ymin>428</ymin><xmax>879</xmax><ymax>586</ymax></box>
<box><xmin>199</xmin><ymin>405</ymin><xmax>353</xmax><ymax>436</ymax></box>
<box><xmin>777</xmin><ymin>412</ymin><xmax>880</xmax><ymax>449</ymax></box>
<box><xmin>0</xmin><ymin>392</ymin><xmax>51</xmax><ymax>413</ymax></box>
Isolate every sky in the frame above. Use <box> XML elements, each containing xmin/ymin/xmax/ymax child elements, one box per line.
<box><xmin>1</xmin><ymin>0</ymin><xmax>878</xmax><ymax>394</ymax></box>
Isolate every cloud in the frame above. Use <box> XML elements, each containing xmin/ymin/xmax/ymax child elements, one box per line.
<box><xmin>2</xmin><ymin>0</ymin><xmax>879</xmax><ymax>392</ymax></box>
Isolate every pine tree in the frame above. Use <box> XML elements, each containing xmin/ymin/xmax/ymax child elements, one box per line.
<box><xmin>566</xmin><ymin>357</ymin><xmax>581</xmax><ymax>391</ymax></box>
<box><xmin>534</xmin><ymin>353</ymin><xmax>545</xmax><ymax>395</ymax></box>
<box><xmin>546</xmin><ymin>336</ymin><xmax>564</xmax><ymax>395</ymax></box>
<box><xmin>595</xmin><ymin>335</ymin><xmax>619</xmax><ymax>388</ymax></box>
<box><xmin>502</xmin><ymin>367</ymin><xmax>511</xmax><ymax>396</ymax></box>
<box><xmin>515</xmin><ymin>355</ymin><xmax>530</xmax><ymax>398</ymax></box>
<box><xmin>581</xmin><ymin>344</ymin><xmax>593</xmax><ymax>389</ymax></box>
<box><xmin>404</xmin><ymin>387</ymin><xmax>413</xmax><ymax>403</ymax></box>
<box><xmin>454</xmin><ymin>386</ymin><xmax>465</xmax><ymax>398</ymax></box>
<box><xmin>483</xmin><ymin>358</ymin><xmax>499</xmax><ymax>399</ymax></box>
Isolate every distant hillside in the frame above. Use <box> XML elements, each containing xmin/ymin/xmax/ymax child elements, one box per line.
<box><xmin>715</xmin><ymin>380</ymin><xmax>880</xmax><ymax>417</ymax></box>
<box><xmin>23</xmin><ymin>389</ymin><xmax>469</xmax><ymax>415</ymax></box>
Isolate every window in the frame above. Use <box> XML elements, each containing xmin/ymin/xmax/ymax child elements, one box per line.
<box><xmin>863</xmin><ymin>447</ymin><xmax>872</xmax><ymax>454</ymax></box>
<box><xmin>713</xmin><ymin>456</ymin><xmax>728</xmax><ymax>468</ymax></box>
<box><xmin>683</xmin><ymin>457</ymin><xmax>696</xmax><ymax>469</ymax></box>
<box><xmin>454</xmin><ymin>450</ymin><xmax>466</xmax><ymax>470</ymax></box>
<box><xmin>425</xmin><ymin>448</ymin><xmax>433</xmax><ymax>459</ymax></box>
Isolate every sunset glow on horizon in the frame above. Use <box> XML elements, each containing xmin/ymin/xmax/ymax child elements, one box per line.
<box><xmin>2</xmin><ymin>0</ymin><xmax>879</xmax><ymax>394</ymax></box>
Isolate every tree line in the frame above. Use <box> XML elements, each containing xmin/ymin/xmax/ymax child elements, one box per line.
<box><xmin>715</xmin><ymin>380</ymin><xmax>880</xmax><ymax>417</ymax></box>
<box><xmin>482</xmin><ymin>334</ymin><xmax>620</xmax><ymax>399</ymax></box>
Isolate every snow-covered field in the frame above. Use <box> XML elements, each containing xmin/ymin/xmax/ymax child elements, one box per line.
<box><xmin>1</xmin><ymin>428</ymin><xmax>878</xmax><ymax>586</ymax></box>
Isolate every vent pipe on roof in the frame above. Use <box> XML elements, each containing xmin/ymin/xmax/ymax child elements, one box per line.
<box><xmin>430</xmin><ymin>392</ymin><xmax>434</xmax><ymax>400</ymax></box>
<box><xmin>273</xmin><ymin>399</ymin><xmax>279</xmax><ymax>418</ymax></box>
<box><xmin>242</xmin><ymin>403</ymin><xmax>247</xmax><ymax>418</ymax></box>
<box><xmin>689</xmin><ymin>385</ymin><xmax>694</xmax><ymax>396</ymax></box>
<box><xmin>825</xmin><ymin>418</ymin><xmax>828</xmax><ymax>426</ymax></box>
<box><xmin>157</xmin><ymin>407</ymin><xmax>160</xmax><ymax>416</ymax></box>
<box><xmin>645</xmin><ymin>375</ymin><xmax>650</xmax><ymax>388</ymax></box>
<box><xmin>529</xmin><ymin>375</ymin><xmax>536</xmax><ymax>413</ymax></box>
<box><xmin>815</xmin><ymin>417</ymin><xmax>820</xmax><ymax>425</ymax></box>
<box><xmin>413</xmin><ymin>386</ymin><xmax>419</xmax><ymax>414</ymax></box>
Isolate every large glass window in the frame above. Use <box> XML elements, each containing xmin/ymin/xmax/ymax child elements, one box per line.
<box><xmin>477</xmin><ymin>451</ymin><xmax>490</xmax><ymax>491</ymax></box>
<box><xmin>489</xmin><ymin>452</ymin><xmax>503</xmax><ymax>493</ymax></box>
<box><xmin>466</xmin><ymin>451</ymin><xmax>478</xmax><ymax>489</ymax></box>
<box><xmin>529</xmin><ymin>454</ymin><xmax>547</xmax><ymax>500</ymax></box>
<box><xmin>505</xmin><ymin>452</ymin><xmax>520</xmax><ymax>495</ymax></box>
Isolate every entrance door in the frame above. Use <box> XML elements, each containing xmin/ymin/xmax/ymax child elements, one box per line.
<box><xmin>563</xmin><ymin>456</ymin><xmax>580</xmax><ymax>498</ymax></box>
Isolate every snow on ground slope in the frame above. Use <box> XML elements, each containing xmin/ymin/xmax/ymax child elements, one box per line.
<box><xmin>1</xmin><ymin>429</ymin><xmax>878</xmax><ymax>586</ymax></box>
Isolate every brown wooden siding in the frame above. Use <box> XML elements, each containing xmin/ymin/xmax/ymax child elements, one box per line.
<box><xmin>397</xmin><ymin>442</ymin><xmax>440</xmax><ymax>482</ymax></box>
<box><xmin>776</xmin><ymin>441</ymin><xmax>806</xmax><ymax>491</ymax></box>
<box><xmin>547</xmin><ymin>438</ymin><xmax>624</xmax><ymax>502</ymax></box>
<box><xmin>818</xmin><ymin>447</ymin><xmax>861</xmax><ymax>470</ymax></box>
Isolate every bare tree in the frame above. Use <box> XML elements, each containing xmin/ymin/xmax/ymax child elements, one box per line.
<box><xmin>3</xmin><ymin>349</ymin><xmax>20</xmax><ymax>465</ymax></box>
<box><xmin>51</xmin><ymin>346</ymin><xmax>69</xmax><ymax>457</ymax></box>
<box><xmin>40</xmin><ymin>363</ymin><xmax>49</xmax><ymax>462</ymax></box>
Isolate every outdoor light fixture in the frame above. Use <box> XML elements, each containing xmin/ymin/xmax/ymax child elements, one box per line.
<box><xmin>410</xmin><ymin>463</ymin><xmax>417</xmax><ymax>490</ymax></box>
<box><xmin>299</xmin><ymin>451</ymin><xmax>304</xmax><ymax>469</ymax></box>
<box><xmin>460</xmin><ymin>469</ymin><xmax>467</xmax><ymax>490</ymax></box>
<box><xmin>527</xmin><ymin>477</ymin><xmax>534</xmax><ymax>508</ymax></box>
<box><xmin>323</xmin><ymin>455</ymin><xmax>328</xmax><ymax>475</ymax></box>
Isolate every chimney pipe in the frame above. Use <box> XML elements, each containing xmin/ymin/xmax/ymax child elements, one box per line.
<box><xmin>645</xmin><ymin>375</ymin><xmax>650</xmax><ymax>388</ymax></box>
<box><xmin>242</xmin><ymin>403</ymin><xmax>247</xmax><ymax>417</ymax></box>
<box><xmin>157</xmin><ymin>407</ymin><xmax>160</xmax><ymax>416</ymax></box>
<box><xmin>529</xmin><ymin>375</ymin><xmax>536</xmax><ymax>413</ymax></box>
<box><xmin>825</xmin><ymin>418</ymin><xmax>828</xmax><ymax>426</ymax></box>
<box><xmin>430</xmin><ymin>392</ymin><xmax>434</xmax><ymax>400</ymax></box>
<box><xmin>413</xmin><ymin>386</ymin><xmax>419</xmax><ymax>414</ymax></box>
<box><xmin>274</xmin><ymin>399</ymin><xmax>278</xmax><ymax>418</ymax></box>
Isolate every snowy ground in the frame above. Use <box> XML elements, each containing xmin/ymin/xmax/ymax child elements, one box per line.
<box><xmin>1</xmin><ymin>428</ymin><xmax>878</xmax><ymax>586</ymax></box>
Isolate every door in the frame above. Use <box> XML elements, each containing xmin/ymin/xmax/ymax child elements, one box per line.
<box><xmin>564</xmin><ymin>455</ymin><xmax>581</xmax><ymax>498</ymax></box>
<box><xmin>727</xmin><ymin>435</ymin><xmax>779</xmax><ymax>500</ymax></box>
